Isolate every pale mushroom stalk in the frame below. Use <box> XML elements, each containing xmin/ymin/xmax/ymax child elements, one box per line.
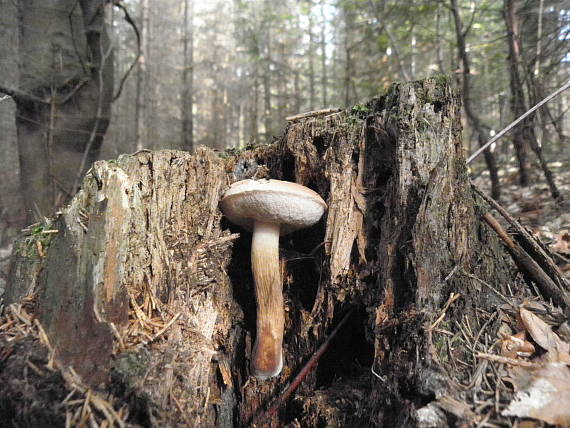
<box><xmin>250</xmin><ymin>220</ymin><xmax>284</xmax><ymax>378</ymax></box>
<box><xmin>220</xmin><ymin>179</ymin><xmax>327</xmax><ymax>379</ymax></box>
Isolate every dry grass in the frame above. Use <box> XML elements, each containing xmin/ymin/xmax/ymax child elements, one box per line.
<box><xmin>0</xmin><ymin>296</ymin><xmax>128</xmax><ymax>428</ymax></box>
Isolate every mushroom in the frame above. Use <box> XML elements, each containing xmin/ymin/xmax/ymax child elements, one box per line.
<box><xmin>220</xmin><ymin>179</ymin><xmax>327</xmax><ymax>379</ymax></box>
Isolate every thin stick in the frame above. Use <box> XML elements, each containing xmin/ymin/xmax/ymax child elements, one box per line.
<box><xmin>286</xmin><ymin>108</ymin><xmax>343</xmax><ymax>121</ymax></box>
<box><xmin>466</xmin><ymin>78</ymin><xmax>570</xmax><ymax>164</ymax></box>
<box><xmin>251</xmin><ymin>309</ymin><xmax>354</xmax><ymax>426</ymax></box>
<box><xmin>475</xmin><ymin>352</ymin><xmax>539</xmax><ymax>368</ymax></box>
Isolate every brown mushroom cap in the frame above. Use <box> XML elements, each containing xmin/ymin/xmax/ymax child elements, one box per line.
<box><xmin>220</xmin><ymin>179</ymin><xmax>327</xmax><ymax>235</ymax></box>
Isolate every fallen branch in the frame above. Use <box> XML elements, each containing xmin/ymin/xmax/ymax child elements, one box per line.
<box><xmin>472</xmin><ymin>182</ymin><xmax>568</xmax><ymax>291</ymax></box>
<box><xmin>482</xmin><ymin>212</ymin><xmax>570</xmax><ymax>317</ymax></box>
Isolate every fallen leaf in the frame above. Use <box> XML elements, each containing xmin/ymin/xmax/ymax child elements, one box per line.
<box><xmin>519</xmin><ymin>307</ymin><xmax>570</xmax><ymax>363</ymax></box>
<box><xmin>501</xmin><ymin>331</ymin><xmax>535</xmax><ymax>359</ymax></box>
<box><xmin>502</xmin><ymin>363</ymin><xmax>570</xmax><ymax>426</ymax></box>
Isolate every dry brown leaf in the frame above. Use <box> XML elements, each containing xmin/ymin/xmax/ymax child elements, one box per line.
<box><xmin>519</xmin><ymin>307</ymin><xmax>570</xmax><ymax>363</ymax></box>
<box><xmin>551</xmin><ymin>230</ymin><xmax>570</xmax><ymax>254</ymax></box>
<box><xmin>502</xmin><ymin>363</ymin><xmax>570</xmax><ymax>426</ymax></box>
<box><xmin>500</xmin><ymin>331</ymin><xmax>535</xmax><ymax>359</ymax></box>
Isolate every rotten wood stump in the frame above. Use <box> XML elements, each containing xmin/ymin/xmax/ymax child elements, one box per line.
<box><xmin>3</xmin><ymin>77</ymin><xmax>554</xmax><ymax>427</ymax></box>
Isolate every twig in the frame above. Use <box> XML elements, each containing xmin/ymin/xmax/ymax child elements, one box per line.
<box><xmin>467</xmin><ymin>77</ymin><xmax>570</xmax><ymax>164</ymax></box>
<box><xmin>428</xmin><ymin>292</ymin><xmax>461</xmax><ymax>331</ymax></box>
<box><xmin>286</xmin><ymin>108</ymin><xmax>343</xmax><ymax>121</ymax></box>
<box><xmin>475</xmin><ymin>352</ymin><xmax>539</xmax><ymax>368</ymax></box>
<box><xmin>251</xmin><ymin>309</ymin><xmax>354</xmax><ymax>426</ymax></box>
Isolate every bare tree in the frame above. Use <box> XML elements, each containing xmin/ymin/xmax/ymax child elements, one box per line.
<box><xmin>1</xmin><ymin>0</ymin><xmax>114</xmax><ymax>221</ymax></box>
<box><xmin>450</xmin><ymin>0</ymin><xmax>501</xmax><ymax>200</ymax></box>
<box><xmin>181</xmin><ymin>0</ymin><xmax>194</xmax><ymax>152</ymax></box>
<box><xmin>504</xmin><ymin>0</ymin><xmax>531</xmax><ymax>186</ymax></box>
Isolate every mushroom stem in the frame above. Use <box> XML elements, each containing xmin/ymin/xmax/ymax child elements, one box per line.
<box><xmin>250</xmin><ymin>220</ymin><xmax>284</xmax><ymax>379</ymax></box>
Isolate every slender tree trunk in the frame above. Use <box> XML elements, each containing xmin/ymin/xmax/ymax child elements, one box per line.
<box><xmin>277</xmin><ymin>42</ymin><xmax>287</xmax><ymax>126</ymax></box>
<box><xmin>135</xmin><ymin>0</ymin><xmax>150</xmax><ymax>151</ymax></box>
<box><xmin>342</xmin><ymin>6</ymin><xmax>353</xmax><ymax>107</ymax></box>
<box><xmin>435</xmin><ymin>2</ymin><xmax>445</xmax><ymax>73</ymax></box>
<box><xmin>308</xmin><ymin>1</ymin><xmax>316</xmax><ymax>111</ymax></box>
<box><xmin>409</xmin><ymin>0</ymin><xmax>416</xmax><ymax>78</ymax></box>
<box><xmin>250</xmin><ymin>59</ymin><xmax>259</xmax><ymax>143</ymax></box>
<box><xmin>504</xmin><ymin>0</ymin><xmax>531</xmax><ymax>186</ymax></box>
<box><xmin>294</xmin><ymin>70</ymin><xmax>301</xmax><ymax>114</ymax></box>
<box><xmin>181</xmin><ymin>0</ymin><xmax>194</xmax><ymax>152</ymax></box>
<box><xmin>320</xmin><ymin>0</ymin><xmax>328</xmax><ymax>107</ymax></box>
<box><xmin>450</xmin><ymin>0</ymin><xmax>501</xmax><ymax>200</ymax></box>
<box><xmin>368</xmin><ymin>0</ymin><xmax>411</xmax><ymax>82</ymax></box>
<box><xmin>504</xmin><ymin>0</ymin><xmax>561</xmax><ymax>200</ymax></box>
<box><xmin>263</xmin><ymin>42</ymin><xmax>272</xmax><ymax>138</ymax></box>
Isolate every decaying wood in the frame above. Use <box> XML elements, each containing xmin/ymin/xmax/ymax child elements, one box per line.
<box><xmin>3</xmin><ymin>77</ymin><xmax>563</xmax><ymax>427</ymax></box>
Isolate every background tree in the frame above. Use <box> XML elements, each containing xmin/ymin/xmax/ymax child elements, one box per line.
<box><xmin>0</xmin><ymin>0</ymin><xmax>569</xmax><ymax>236</ymax></box>
<box><xmin>0</xmin><ymin>0</ymin><xmax>114</xmax><ymax>222</ymax></box>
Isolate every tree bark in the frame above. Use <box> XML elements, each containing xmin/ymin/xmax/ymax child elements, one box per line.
<box><xmin>4</xmin><ymin>78</ymin><xmax>559</xmax><ymax>427</ymax></box>
<box><xmin>13</xmin><ymin>0</ymin><xmax>114</xmax><ymax>222</ymax></box>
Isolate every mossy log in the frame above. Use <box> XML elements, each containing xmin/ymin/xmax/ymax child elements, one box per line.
<box><xmin>3</xmin><ymin>78</ymin><xmax>539</xmax><ymax>427</ymax></box>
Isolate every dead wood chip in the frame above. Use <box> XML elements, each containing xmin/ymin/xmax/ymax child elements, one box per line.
<box><xmin>519</xmin><ymin>307</ymin><xmax>570</xmax><ymax>364</ymax></box>
<box><xmin>502</xmin><ymin>363</ymin><xmax>570</xmax><ymax>427</ymax></box>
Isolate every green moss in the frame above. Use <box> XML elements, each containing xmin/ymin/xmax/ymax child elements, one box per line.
<box><xmin>19</xmin><ymin>220</ymin><xmax>57</xmax><ymax>259</ymax></box>
<box><xmin>430</xmin><ymin>73</ymin><xmax>452</xmax><ymax>85</ymax></box>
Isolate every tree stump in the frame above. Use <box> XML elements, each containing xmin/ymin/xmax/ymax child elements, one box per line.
<box><xmin>3</xmin><ymin>78</ymin><xmax>543</xmax><ymax>427</ymax></box>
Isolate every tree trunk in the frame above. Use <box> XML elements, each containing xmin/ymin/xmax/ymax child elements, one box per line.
<box><xmin>0</xmin><ymin>0</ymin><xmax>24</xmax><ymax>231</ymax></box>
<box><xmin>135</xmin><ymin>0</ymin><xmax>150</xmax><ymax>151</ymax></box>
<box><xmin>181</xmin><ymin>0</ymin><xmax>194</xmax><ymax>152</ymax></box>
<box><xmin>14</xmin><ymin>0</ymin><xmax>114</xmax><ymax>222</ymax></box>
<box><xmin>504</xmin><ymin>0</ymin><xmax>561</xmax><ymax>200</ymax></box>
<box><xmin>450</xmin><ymin>0</ymin><xmax>501</xmax><ymax>200</ymax></box>
<box><xmin>308</xmin><ymin>2</ymin><xmax>316</xmax><ymax>111</ymax></box>
<box><xmin>504</xmin><ymin>0</ymin><xmax>531</xmax><ymax>186</ymax></box>
<box><xmin>3</xmin><ymin>78</ymin><xmax>561</xmax><ymax>427</ymax></box>
<box><xmin>320</xmin><ymin>0</ymin><xmax>328</xmax><ymax>107</ymax></box>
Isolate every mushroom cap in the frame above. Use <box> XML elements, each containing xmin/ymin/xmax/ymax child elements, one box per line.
<box><xmin>220</xmin><ymin>179</ymin><xmax>327</xmax><ymax>235</ymax></box>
